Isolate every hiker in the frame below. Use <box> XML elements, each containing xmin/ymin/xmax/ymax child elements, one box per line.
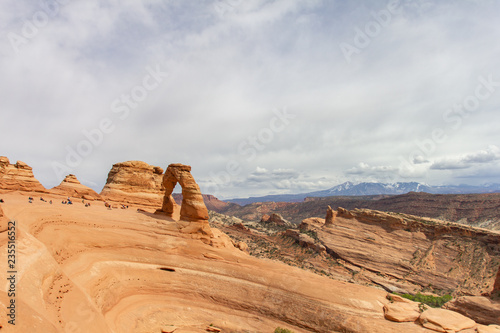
<box><xmin>49</xmin><ymin>200</ymin><xmax>52</xmax><ymax>204</ymax></box>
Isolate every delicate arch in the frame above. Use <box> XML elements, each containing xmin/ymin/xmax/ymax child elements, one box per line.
<box><xmin>160</xmin><ymin>163</ymin><xmax>208</xmax><ymax>222</ymax></box>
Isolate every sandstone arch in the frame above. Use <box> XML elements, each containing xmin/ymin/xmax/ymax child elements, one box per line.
<box><xmin>160</xmin><ymin>163</ymin><xmax>209</xmax><ymax>222</ymax></box>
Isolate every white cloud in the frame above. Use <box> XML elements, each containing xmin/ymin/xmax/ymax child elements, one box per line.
<box><xmin>1</xmin><ymin>0</ymin><xmax>500</xmax><ymax>198</ymax></box>
<box><xmin>430</xmin><ymin>146</ymin><xmax>500</xmax><ymax>170</ymax></box>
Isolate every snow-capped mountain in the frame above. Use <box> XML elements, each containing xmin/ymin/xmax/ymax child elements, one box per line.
<box><xmin>226</xmin><ymin>182</ymin><xmax>500</xmax><ymax>205</ymax></box>
<box><xmin>311</xmin><ymin>181</ymin><xmax>433</xmax><ymax>197</ymax></box>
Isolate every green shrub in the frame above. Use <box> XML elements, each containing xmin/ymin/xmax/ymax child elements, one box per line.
<box><xmin>274</xmin><ymin>328</ymin><xmax>294</xmax><ymax>333</ymax></box>
<box><xmin>396</xmin><ymin>292</ymin><xmax>452</xmax><ymax>308</ymax></box>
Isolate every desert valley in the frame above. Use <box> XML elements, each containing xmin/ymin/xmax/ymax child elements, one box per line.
<box><xmin>1</xmin><ymin>156</ymin><xmax>500</xmax><ymax>333</ymax></box>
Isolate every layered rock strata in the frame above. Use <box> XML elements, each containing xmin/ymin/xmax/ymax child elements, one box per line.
<box><xmin>51</xmin><ymin>174</ymin><xmax>102</xmax><ymax>200</ymax></box>
<box><xmin>0</xmin><ymin>156</ymin><xmax>46</xmax><ymax>192</ymax></box>
<box><xmin>100</xmin><ymin>161</ymin><xmax>164</xmax><ymax>206</ymax></box>
<box><xmin>299</xmin><ymin>207</ymin><xmax>500</xmax><ymax>296</ymax></box>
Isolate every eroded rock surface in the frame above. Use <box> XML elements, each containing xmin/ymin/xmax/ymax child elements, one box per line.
<box><xmin>0</xmin><ymin>156</ymin><xmax>46</xmax><ymax>193</ymax></box>
<box><xmin>260</xmin><ymin>213</ymin><xmax>292</xmax><ymax>227</ymax></box>
<box><xmin>384</xmin><ymin>294</ymin><xmax>421</xmax><ymax>322</ymax></box>
<box><xmin>51</xmin><ymin>174</ymin><xmax>102</xmax><ymax>200</ymax></box>
<box><xmin>419</xmin><ymin>308</ymin><xmax>476</xmax><ymax>332</ymax></box>
<box><xmin>444</xmin><ymin>296</ymin><xmax>500</xmax><ymax>325</ymax></box>
<box><xmin>300</xmin><ymin>207</ymin><xmax>500</xmax><ymax>295</ymax></box>
<box><xmin>159</xmin><ymin>164</ymin><xmax>208</xmax><ymax>222</ymax></box>
<box><xmin>0</xmin><ymin>191</ymin><xmax>436</xmax><ymax>333</ymax></box>
<box><xmin>325</xmin><ymin>205</ymin><xmax>337</xmax><ymax>226</ymax></box>
<box><xmin>100</xmin><ymin>160</ymin><xmax>164</xmax><ymax>206</ymax></box>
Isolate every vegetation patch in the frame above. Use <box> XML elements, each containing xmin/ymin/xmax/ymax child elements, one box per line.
<box><xmin>395</xmin><ymin>292</ymin><xmax>452</xmax><ymax>308</ymax></box>
<box><xmin>274</xmin><ymin>328</ymin><xmax>294</xmax><ymax>333</ymax></box>
<box><xmin>300</xmin><ymin>229</ymin><xmax>318</xmax><ymax>240</ymax></box>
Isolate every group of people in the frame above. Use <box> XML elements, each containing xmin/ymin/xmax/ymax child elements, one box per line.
<box><xmin>61</xmin><ymin>197</ymin><xmax>73</xmax><ymax>205</ymax></box>
<box><xmin>18</xmin><ymin>196</ymin><xmax>129</xmax><ymax>210</ymax></box>
<box><xmin>29</xmin><ymin>197</ymin><xmax>53</xmax><ymax>204</ymax></box>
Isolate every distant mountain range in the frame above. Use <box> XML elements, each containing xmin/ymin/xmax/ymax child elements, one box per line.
<box><xmin>227</xmin><ymin>181</ymin><xmax>500</xmax><ymax>206</ymax></box>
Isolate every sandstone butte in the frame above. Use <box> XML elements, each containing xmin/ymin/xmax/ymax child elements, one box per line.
<box><xmin>1</xmin><ymin>158</ymin><xmax>500</xmax><ymax>332</ymax></box>
<box><xmin>50</xmin><ymin>174</ymin><xmax>102</xmax><ymax>201</ymax></box>
<box><xmin>100</xmin><ymin>160</ymin><xmax>165</xmax><ymax>206</ymax></box>
<box><xmin>0</xmin><ymin>156</ymin><xmax>46</xmax><ymax>193</ymax></box>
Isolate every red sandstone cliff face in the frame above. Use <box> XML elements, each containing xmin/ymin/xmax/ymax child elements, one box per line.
<box><xmin>298</xmin><ymin>208</ymin><xmax>500</xmax><ymax>296</ymax></box>
<box><xmin>0</xmin><ymin>156</ymin><xmax>46</xmax><ymax>193</ymax></box>
<box><xmin>100</xmin><ymin>161</ymin><xmax>164</xmax><ymax>206</ymax></box>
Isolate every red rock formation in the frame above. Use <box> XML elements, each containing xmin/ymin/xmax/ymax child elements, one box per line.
<box><xmin>159</xmin><ymin>164</ymin><xmax>208</xmax><ymax>222</ymax></box>
<box><xmin>260</xmin><ymin>213</ymin><xmax>292</xmax><ymax>227</ymax></box>
<box><xmin>100</xmin><ymin>161</ymin><xmax>164</xmax><ymax>206</ymax></box>
<box><xmin>325</xmin><ymin>205</ymin><xmax>337</xmax><ymax>226</ymax></box>
<box><xmin>51</xmin><ymin>174</ymin><xmax>102</xmax><ymax>200</ymax></box>
<box><xmin>418</xmin><ymin>308</ymin><xmax>476</xmax><ymax>332</ymax></box>
<box><xmin>299</xmin><ymin>207</ymin><xmax>500</xmax><ymax>295</ymax></box>
<box><xmin>284</xmin><ymin>229</ymin><xmax>326</xmax><ymax>253</ymax></box>
<box><xmin>493</xmin><ymin>267</ymin><xmax>500</xmax><ymax>295</ymax></box>
<box><xmin>444</xmin><ymin>296</ymin><xmax>500</xmax><ymax>325</ymax></box>
<box><xmin>0</xmin><ymin>156</ymin><xmax>46</xmax><ymax>193</ymax></box>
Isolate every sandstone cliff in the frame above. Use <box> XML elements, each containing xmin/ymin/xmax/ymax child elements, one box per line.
<box><xmin>0</xmin><ymin>156</ymin><xmax>46</xmax><ymax>193</ymax></box>
<box><xmin>100</xmin><ymin>160</ymin><xmax>164</xmax><ymax>206</ymax></box>
<box><xmin>299</xmin><ymin>208</ymin><xmax>500</xmax><ymax>296</ymax></box>
<box><xmin>51</xmin><ymin>174</ymin><xmax>102</xmax><ymax>200</ymax></box>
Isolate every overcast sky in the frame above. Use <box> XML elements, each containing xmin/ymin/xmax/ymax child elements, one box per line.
<box><xmin>1</xmin><ymin>0</ymin><xmax>499</xmax><ymax>199</ymax></box>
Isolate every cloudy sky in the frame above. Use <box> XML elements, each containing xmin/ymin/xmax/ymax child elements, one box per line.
<box><xmin>1</xmin><ymin>0</ymin><xmax>499</xmax><ymax>199</ymax></box>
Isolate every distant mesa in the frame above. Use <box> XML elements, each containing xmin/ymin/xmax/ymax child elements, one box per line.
<box><xmin>0</xmin><ymin>156</ymin><xmax>46</xmax><ymax>193</ymax></box>
<box><xmin>100</xmin><ymin>160</ymin><xmax>165</xmax><ymax>206</ymax></box>
<box><xmin>51</xmin><ymin>174</ymin><xmax>102</xmax><ymax>201</ymax></box>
